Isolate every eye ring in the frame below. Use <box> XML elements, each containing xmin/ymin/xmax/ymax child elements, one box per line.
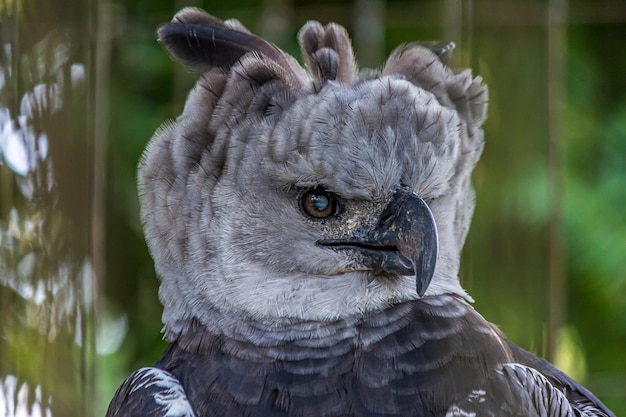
<box><xmin>301</xmin><ymin>188</ymin><xmax>338</xmax><ymax>219</ymax></box>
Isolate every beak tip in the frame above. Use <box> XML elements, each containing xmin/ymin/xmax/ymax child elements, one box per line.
<box><xmin>416</xmin><ymin>286</ymin><xmax>427</xmax><ymax>298</ymax></box>
<box><xmin>415</xmin><ymin>269</ymin><xmax>433</xmax><ymax>298</ymax></box>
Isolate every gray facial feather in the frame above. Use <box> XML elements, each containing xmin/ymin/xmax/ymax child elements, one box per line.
<box><xmin>139</xmin><ymin>8</ymin><xmax>487</xmax><ymax>337</ymax></box>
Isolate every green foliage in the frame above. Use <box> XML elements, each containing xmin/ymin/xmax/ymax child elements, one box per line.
<box><xmin>563</xmin><ymin>24</ymin><xmax>626</xmax><ymax>413</ymax></box>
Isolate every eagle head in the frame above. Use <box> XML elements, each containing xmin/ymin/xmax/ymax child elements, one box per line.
<box><xmin>138</xmin><ymin>7</ymin><xmax>487</xmax><ymax>337</ymax></box>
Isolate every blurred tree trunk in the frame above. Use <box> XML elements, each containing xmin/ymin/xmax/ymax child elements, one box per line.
<box><xmin>0</xmin><ymin>0</ymin><xmax>106</xmax><ymax>415</ymax></box>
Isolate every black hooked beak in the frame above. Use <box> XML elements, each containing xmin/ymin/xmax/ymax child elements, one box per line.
<box><xmin>318</xmin><ymin>186</ymin><xmax>438</xmax><ymax>297</ymax></box>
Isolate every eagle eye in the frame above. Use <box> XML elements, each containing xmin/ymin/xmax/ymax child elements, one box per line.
<box><xmin>301</xmin><ymin>189</ymin><xmax>338</xmax><ymax>219</ymax></box>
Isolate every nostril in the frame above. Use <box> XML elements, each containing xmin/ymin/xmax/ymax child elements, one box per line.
<box><xmin>378</xmin><ymin>207</ymin><xmax>394</xmax><ymax>226</ymax></box>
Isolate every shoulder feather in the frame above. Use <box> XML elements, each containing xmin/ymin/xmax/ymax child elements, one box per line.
<box><xmin>105</xmin><ymin>367</ymin><xmax>195</xmax><ymax>417</ymax></box>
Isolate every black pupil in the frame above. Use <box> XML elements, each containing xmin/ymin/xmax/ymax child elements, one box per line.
<box><xmin>312</xmin><ymin>194</ymin><xmax>329</xmax><ymax>212</ymax></box>
<box><xmin>302</xmin><ymin>189</ymin><xmax>336</xmax><ymax>219</ymax></box>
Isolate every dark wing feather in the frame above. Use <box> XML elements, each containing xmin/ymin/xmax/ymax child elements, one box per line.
<box><xmin>447</xmin><ymin>341</ymin><xmax>615</xmax><ymax>417</ymax></box>
<box><xmin>447</xmin><ymin>363</ymin><xmax>578</xmax><ymax>417</ymax></box>
<box><xmin>507</xmin><ymin>341</ymin><xmax>615</xmax><ymax>417</ymax></box>
<box><xmin>105</xmin><ymin>367</ymin><xmax>196</xmax><ymax>417</ymax></box>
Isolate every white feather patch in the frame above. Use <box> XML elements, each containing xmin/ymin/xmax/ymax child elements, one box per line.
<box><xmin>131</xmin><ymin>368</ymin><xmax>196</xmax><ymax>417</ymax></box>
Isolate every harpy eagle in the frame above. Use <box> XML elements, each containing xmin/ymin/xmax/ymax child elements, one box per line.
<box><xmin>106</xmin><ymin>7</ymin><xmax>615</xmax><ymax>417</ymax></box>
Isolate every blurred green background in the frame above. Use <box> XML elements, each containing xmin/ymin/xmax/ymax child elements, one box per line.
<box><xmin>0</xmin><ymin>0</ymin><xmax>624</xmax><ymax>416</ymax></box>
